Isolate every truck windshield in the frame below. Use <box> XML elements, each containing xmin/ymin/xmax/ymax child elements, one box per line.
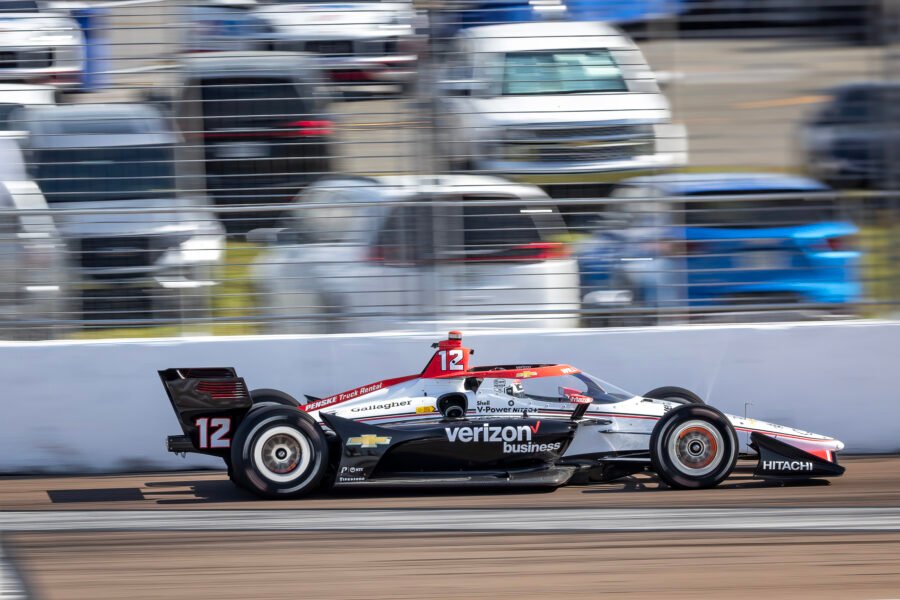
<box><xmin>502</xmin><ymin>49</ymin><xmax>627</xmax><ymax>95</ymax></box>
<box><xmin>0</xmin><ymin>1</ymin><xmax>39</xmax><ymax>13</ymax></box>
<box><xmin>0</xmin><ymin>104</ymin><xmax>23</xmax><ymax>130</ymax></box>
<box><xmin>200</xmin><ymin>78</ymin><xmax>309</xmax><ymax>131</ymax></box>
<box><xmin>34</xmin><ymin>146</ymin><xmax>177</xmax><ymax>203</ymax></box>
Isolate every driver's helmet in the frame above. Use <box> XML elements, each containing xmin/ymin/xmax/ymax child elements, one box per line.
<box><xmin>505</xmin><ymin>379</ymin><xmax>524</xmax><ymax>397</ymax></box>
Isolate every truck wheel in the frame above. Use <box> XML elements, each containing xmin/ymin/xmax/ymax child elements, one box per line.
<box><xmin>230</xmin><ymin>406</ymin><xmax>328</xmax><ymax>499</ymax></box>
<box><xmin>643</xmin><ymin>386</ymin><xmax>705</xmax><ymax>405</ymax></box>
<box><xmin>650</xmin><ymin>404</ymin><xmax>738</xmax><ymax>489</ymax></box>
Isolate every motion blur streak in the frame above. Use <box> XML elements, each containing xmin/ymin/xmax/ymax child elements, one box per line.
<box><xmin>0</xmin><ymin>536</ymin><xmax>27</xmax><ymax>600</ymax></box>
<box><xmin>3</xmin><ymin>457</ymin><xmax>899</xmax><ymax>510</ymax></box>
<box><xmin>3</xmin><ymin>507</ymin><xmax>900</xmax><ymax>532</ymax></box>
<box><xmin>10</xmin><ymin>531</ymin><xmax>900</xmax><ymax>600</ymax></box>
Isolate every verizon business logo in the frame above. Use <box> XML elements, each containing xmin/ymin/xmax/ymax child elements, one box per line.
<box><xmin>444</xmin><ymin>422</ymin><xmax>559</xmax><ymax>454</ymax></box>
<box><xmin>444</xmin><ymin>422</ymin><xmax>539</xmax><ymax>443</ymax></box>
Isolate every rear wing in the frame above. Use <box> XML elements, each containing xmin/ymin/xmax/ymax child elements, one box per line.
<box><xmin>159</xmin><ymin>368</ymin><xmax>253</xmax><ymax>456</ymax></box>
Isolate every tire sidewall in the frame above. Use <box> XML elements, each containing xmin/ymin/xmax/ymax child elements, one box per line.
<box><xmin>230</xmin><ymin>407</ymin><xmax>328</xmax><ymax>499</ymax></box>
<box><xmin>249</xmin><ymin>388</ymin><xmax>301</xmax><ymax>408</ymax></box>
<box><xmin>650</xmin><ymin>404</ymin><xmax>738</xmax><ymax>489</ymax></box>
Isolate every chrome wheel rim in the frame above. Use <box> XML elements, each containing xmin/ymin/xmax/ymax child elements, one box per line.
<box><xmin>668</xmin><ymin>420</ymin><xmax>724</xmax><ymax>477</ymax></box>
<box><xmin>253</xmin><ymin>426</ymin><xmax>312</xmax><ymax>483</ymax></box>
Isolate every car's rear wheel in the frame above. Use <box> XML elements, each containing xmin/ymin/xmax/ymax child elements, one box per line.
<box><xmin>650</xmin><ymin>404</ymin><xmax>738</xmax><ymax>489</ymax></box>
<box><xmin>230</xmin><ymin>406</ymin><xmax>328</xmax><ymax>499</ymax></box>
<box><xmin>643</xmin><ymin>386</ymin><xmax>705</xmax><ymax>405</ymax></box>
<box><xmin>250</xmin><ymin>388</ymin><xmax>301</xmax><ymax>408</ymax></box>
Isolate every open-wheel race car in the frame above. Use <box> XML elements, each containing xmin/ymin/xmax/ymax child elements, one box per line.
<box><xmin>160</xmin><ymin>332</ymin><xmax>845</xmax><ymax>499</ymax></box>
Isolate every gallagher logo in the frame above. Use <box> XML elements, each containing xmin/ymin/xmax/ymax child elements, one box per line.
<box><xmin>444</xmin><ymin>421</ymin><xmax>540</xmax><ymax>443</ymax></box>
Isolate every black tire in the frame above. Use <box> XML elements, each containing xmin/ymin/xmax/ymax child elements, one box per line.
<box><xmin>650</xmin><ymin>404</ymin><xmax>738</xmax><ymax>490</ymax></box>
<box><xmin>250</xmin><ymin>388</ymin><xmax>301</xmax><ymax>408</ymax></box>
<box><xmin>230</xmin><ymin>406</ymin><xmax>329</xmax><ymax>499</ymax></box>
<box><xmin>225</xmin><ymin>458</ymin><xmax>252</xmax><ymax>492</ymax></box>
<box><xmin>643</xmin><ymin>386</ymin><xmax>705</xmax><ymax>405</ymax></box>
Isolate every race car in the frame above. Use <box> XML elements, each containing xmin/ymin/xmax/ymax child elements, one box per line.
<box><xmin>159</xmin><ymin>331</ymin><xmax>845</xmax><ymax>499</ymax></box>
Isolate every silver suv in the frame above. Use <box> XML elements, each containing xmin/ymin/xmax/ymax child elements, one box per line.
<box><xmin>250</xmin><ymin>174</ymin><xmax>580</xmax><ymax>333</ymax></box>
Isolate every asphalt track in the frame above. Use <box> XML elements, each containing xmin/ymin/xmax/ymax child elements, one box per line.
<box><xmin>1</xmin><ymin>456</ymin><xmax>898</xmax><ymax>511</ymax></box>
<box><xmin>1</xmin><ymin>457</ymin><xmax>899</xmax><ymax>599</ymax></box>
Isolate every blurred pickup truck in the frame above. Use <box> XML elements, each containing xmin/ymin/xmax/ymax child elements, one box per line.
<box><xmin>0</xmin><ymin>0</ymin><xmax>85</xmax><ymax>89</ymax></box>
<box><xmin>15</xmin><ymin>103</ymin><xmax>225</xmax><ymax>324</ymax></box>
<box><xmin>436</xmin><ymin>21</ymin><xmax>687</xmax><ymax>179</ymax></box>
<box><xmin>182</xmin><ymin>0</ymin><xmax>419</xmax><ymax>89</ymax></box>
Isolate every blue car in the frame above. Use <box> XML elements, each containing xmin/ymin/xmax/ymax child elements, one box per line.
<box><xmin>446</xmin><ymin>0</ymin><xmax>686</xmax><ymax>34</ymax></box>
<box><xmin>577</xmin><ymin>173</ymin><xmax>861</xmax><ymax>321</ymax></box>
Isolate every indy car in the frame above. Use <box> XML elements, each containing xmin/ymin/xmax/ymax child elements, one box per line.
<box><xmin>160</xmin><ymin>332</ymin><xmax>845</xmax><ymax>499</ymax></box>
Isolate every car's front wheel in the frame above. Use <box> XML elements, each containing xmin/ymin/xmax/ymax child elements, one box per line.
<box><xmin>650</xmin><ymin>404</ymin><xmax>738</xmax><ymax>489</ymax></box>
<box><xmin>230</xmin><ymin>406</ymin><xmax>329</xmax><ymax>499</ymax></box>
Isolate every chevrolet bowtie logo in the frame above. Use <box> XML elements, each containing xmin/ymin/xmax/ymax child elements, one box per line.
<box><xmin>347</xmin><ymin>434</ymin><xmax>392</xmax><ymax>449</ymax></box>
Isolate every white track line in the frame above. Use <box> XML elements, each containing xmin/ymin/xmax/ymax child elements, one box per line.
<box><xmin>1</xmin><ymin>508</ymin><xmax>900</xmax><ymax>533</ymax></box>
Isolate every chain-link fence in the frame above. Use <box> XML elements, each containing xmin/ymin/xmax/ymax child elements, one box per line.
<box><xmin>1</xmin><ymin>0</ymin><xmax>899</xmax><ymax>339</ymax></box>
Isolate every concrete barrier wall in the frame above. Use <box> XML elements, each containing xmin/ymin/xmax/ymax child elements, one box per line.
<box><xmin>2</xmin><ymin>321</ymin><xmax>899</xmax><ymax>473</ymax></box>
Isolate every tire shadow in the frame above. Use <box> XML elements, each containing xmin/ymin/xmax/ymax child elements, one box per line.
<box><xmin>44</xmin><ymin>469</ymin><xmax>829</xmax><ymax>506</ymax></box>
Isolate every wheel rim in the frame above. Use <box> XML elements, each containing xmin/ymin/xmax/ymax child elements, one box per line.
<box><xmin>667</xmin><ymin>420</ymin><xmax>724</xmax><ymax>477</ymax></box>
<box><xmin>252</xmin><ymin>425</ymin><xmax>312</xmax><ymax>483</ymax></box>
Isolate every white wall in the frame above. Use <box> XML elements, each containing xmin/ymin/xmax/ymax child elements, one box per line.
<box><xmin>2</xmin><ymin>321</ymin><xmax>898</xmax><ymax>473</ymax></box>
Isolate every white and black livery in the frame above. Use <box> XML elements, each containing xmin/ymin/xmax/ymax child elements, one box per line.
<box><xmin>159</xmin><ymin>332</ymin><xmax>845</xmax><ymax>499</ymax></box>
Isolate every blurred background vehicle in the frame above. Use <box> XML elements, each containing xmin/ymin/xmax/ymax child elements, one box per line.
<box><xmin>442</xmin><ymin>0</ymin><xmax>687</xmax><ymax>35</ymax></box>
<box><xmin>175</xmin><ymin>51</ymin><xmax>334</xmax><ymax>230</ymax></box>
<box><xmin>183</xmin><ymin>0</ymin><xmax>420</xmax><ymax>94</ymax></box>
<box><xmin>577</xmin><ymin>173</ymin><xmax>861</xmax><ymax>325</ymax></box>
<box><xmin>0</xmin><ymin>83</ymin><xmax>56</xmax><ymax>136</ymax></box>
<box><xmin>801</xmin><ymin>81</ymin><xmax>900</xmax><ymax>190</ymax></box>
<box><xmin>0</xmin><ymin>0</ymin><xmax>85</xmax><ymax>89</ymax></box>
<box><xmin>436</xmin><ymin>21</ymin><xmax>687</xmax><ymax>178</ymax></box>
<box><xmin>14</xmin><ymin>103</ymin><xmax>225</xmax><ymax>325</ymax></box>
<box><xmin>0</xmin><ymin>0</ymin><xmax>891</xmax><ymax>338</ymax></box>
<box><xmin>0</xmin><ymin>145</ymin><xmax>69</xmax><ymax>339</ymax></box>
<box><xmin>249</xmin><ymin>174</ymin><xmax>580</xmax><ymax>332</ymax></box>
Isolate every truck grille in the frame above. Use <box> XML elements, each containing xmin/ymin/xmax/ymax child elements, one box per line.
<box><xmin>504</xmin><ymin>140</ymin><xmax>655</xmax><ymax>163</ymax></box>
<box><xmin>0</xmin><ymin>49</ymin><xmax>53</xmax><ymax>70</ymax></box>
<box><xmin>305</xmin><ymin>40</ymin><xmax>354</xmax><ymax>56</ymax></box>
<box><xmin>502</xmin><ymin>124</ymin><xmax>656</xmax><ymax>163</ymax></box>
<box><xmin>526</xmin><ymin>124</ymin><xmax>654</xmax><ymax>142</ymax></box>
<box><xmin>78</xmin><ymin>236</ymin><xmax>161</xmax><ymax>277</ymax></box>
